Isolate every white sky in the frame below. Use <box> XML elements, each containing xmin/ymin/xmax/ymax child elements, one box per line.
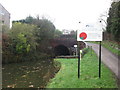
<box><xmin>0</xmin><ymin>0</ymin><xmax>112</xmax><ymax>30</ymax></box>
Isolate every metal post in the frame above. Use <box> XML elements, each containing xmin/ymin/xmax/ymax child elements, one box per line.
<box><xmin>99</xmin><ymin>41</ymin><xmax>101</xmax><ymax>78</ymax></box>
<box><xmin>78</xmin><ymin>41</ymin><xmax>80</xmax><ymax>78</ymax></box>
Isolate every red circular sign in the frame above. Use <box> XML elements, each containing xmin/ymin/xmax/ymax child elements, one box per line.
<box><xmin>79</xmin><ymin>32</ymin><xmax>87</xmax><ymax>40</ymax></box>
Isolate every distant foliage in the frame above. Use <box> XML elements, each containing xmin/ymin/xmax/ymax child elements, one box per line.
<box><xmin>70</xmin><ymin>30</ymin><xmax>77</xmax><ymax>39</ymax></box>
<box><xmin>54</xmin><ymin>29</ymin><xmax>63</xmax><ymax>38</ymax></box>
<box><xmin>106</xmin><ymin>1</ymin><xmax>120</xmax><ymax>42</ymax></box>
<box><xmin>33</xmin><ymin>18</ymin><xmax>56</xmax><ymax>41</ymax></box>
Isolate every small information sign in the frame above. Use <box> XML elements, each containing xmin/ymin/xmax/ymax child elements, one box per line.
<box><xmin>77</xmin><ymin>27</ymin><xmax>103</xmax><ymax>78</ymax></box>
<box><xmin>77</xmin><ymin>30</ymin><xmax>103</xmax><ymax>41</ymax></box>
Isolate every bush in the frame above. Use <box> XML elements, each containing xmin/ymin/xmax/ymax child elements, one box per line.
<box><xmin>2</xmin><ymin>17</ymin><xmax>56</xmax><ymax>64</ymax></box>
<box><xmin>2</xmin><ymin>23</ymin><xmax>37</xmax><ymax>64</ymax></box>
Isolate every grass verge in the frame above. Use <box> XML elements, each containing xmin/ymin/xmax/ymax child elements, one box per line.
<box><xmin>102</xmin><ymin>41</ymin><xmax>120</xmax><ymax>56</ymax></box>
<box><xmin>88</xmin><ymin>41</ymin><xmax>120</xmax><ymax>56</ymax></box>
<box><xmin>47</xmin><ymin>49</ymin><xmax>118</xmax><ymax>88</ymax></box>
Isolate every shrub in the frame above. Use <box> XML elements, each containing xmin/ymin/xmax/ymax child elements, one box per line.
<box><xmin>2</xmin><ymin>23</ymin><xmax>37</xmax><ymax>64</ymax></box>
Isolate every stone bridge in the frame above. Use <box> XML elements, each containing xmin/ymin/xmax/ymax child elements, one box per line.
<box><xmin>50</xmin><ymin>35</ymin><xmax>86</xmax><ymax>56</ymax></box>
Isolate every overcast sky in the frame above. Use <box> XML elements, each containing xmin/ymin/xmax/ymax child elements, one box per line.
<box><xmin>1</xmin><ymin>0</ymin><xmax>112</xmax><ymax>30</ymax></box>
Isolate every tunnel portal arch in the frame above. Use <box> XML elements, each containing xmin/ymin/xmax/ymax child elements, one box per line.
<box><xmin>54</xmin><ymin>45</ymin><xmax>70</xmax><ymax>56</ymax></box>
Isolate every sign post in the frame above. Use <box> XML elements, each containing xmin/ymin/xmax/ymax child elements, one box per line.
<box><xmin>77</xmin><ymin>29</ymin><xmax>103</xmax><ymax>78</ymax></box>
<box><xmin>77</xmin><ymin>42</ymin><xmax>80</xmax><ymax>78</ymax></box>
<box><xmin>99</xmin><ymin>41</ymin><xmax>102</xmax><ymax>78</ymax></box>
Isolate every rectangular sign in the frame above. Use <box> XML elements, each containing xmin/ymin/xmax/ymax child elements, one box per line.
<box><xmin>77</xmin><ymin>30</ymin><xmax>103</xmax><ymax>41</ymax></box>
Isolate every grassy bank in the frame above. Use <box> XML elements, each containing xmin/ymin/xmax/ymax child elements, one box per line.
<box><xmin>88</xmin><ymin>41</ymin><xmax>120</xmax><ymax>56</ymax></box>
<box><xmin>102</xmin><ymin>41</ymin><xmax>120</xmax><ymax>56</ymax></box>
<box><xmin>2</xmin><ymin>59</ymin><xmax>59</xmax><ymax>88</ymax></box>
<box><xmin>47</xmin><ymin>49</ymin><xmax>118</xmax><ymax>88</ymax></box>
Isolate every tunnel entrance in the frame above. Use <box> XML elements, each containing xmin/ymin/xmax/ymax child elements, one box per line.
<box><xmin>54</xmin><ymin>45</ymin><xmax>70</xmax><ymax>56</ymax></box>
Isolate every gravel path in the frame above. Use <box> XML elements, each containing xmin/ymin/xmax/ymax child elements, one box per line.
<box><xmin>87</xmin><ymin>42</ymin><xmax>119</xmax><ymax>79</ymax></box>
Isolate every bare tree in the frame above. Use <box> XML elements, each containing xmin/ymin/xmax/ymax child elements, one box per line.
<box><xmin>98</xmin><ymin>11</ymin><xmax>108</xmax><ymax>31</ymax></box>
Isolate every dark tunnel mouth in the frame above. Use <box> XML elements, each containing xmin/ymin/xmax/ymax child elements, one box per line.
<box><xmin>54</xmin><ymin>45</ymin><xmax>70</xmax><ymax>56</ymax></box>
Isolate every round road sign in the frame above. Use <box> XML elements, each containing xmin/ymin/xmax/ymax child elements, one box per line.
<box><xmin>79</xmin><ymin>32</ymin><xmax>87</xmax><ymax>40</ymax></box>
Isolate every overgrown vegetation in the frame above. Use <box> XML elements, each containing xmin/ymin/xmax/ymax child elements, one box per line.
<box><xmin>2</xmin><ymin>16</ymin><xmax>62</xmax><ymax>64</ymax></box>
<box><xmin>47</xmin><ymin>48</ymin><xmax>118</xmax><ymax>88</ymax></box>
<box><xmin>2</xmin><ymin>23</ymin><xmax>37</xmax><ymax>63</ymax></box>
